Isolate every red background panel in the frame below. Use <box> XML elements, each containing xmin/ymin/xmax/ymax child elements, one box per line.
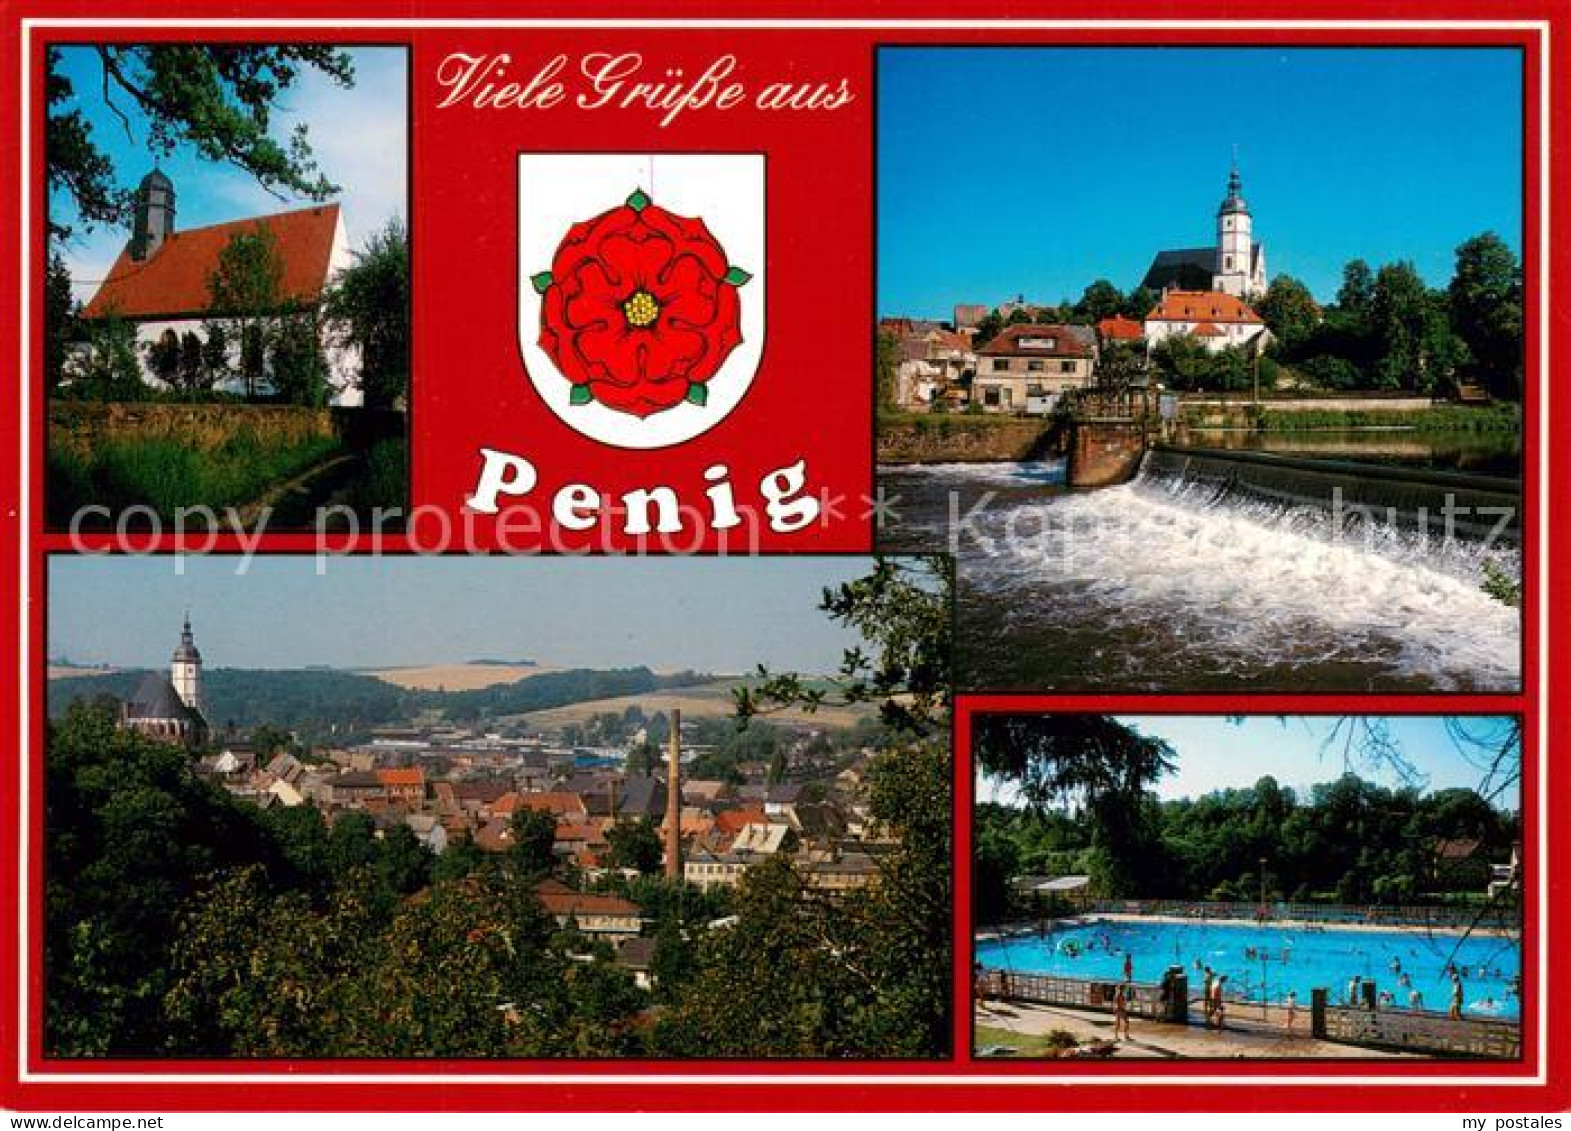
<box><xmin>409</xmin><ymin>30</ymin><xmax>874</xmax><ymax>552</ymax></box>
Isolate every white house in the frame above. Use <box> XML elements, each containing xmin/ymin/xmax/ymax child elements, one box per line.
<box><xmin>1143</xmin><ymin>289</ymin><xmax>1274</xmax><ymax>355</ymax></box>
<box><xmin>80</xmin><ymin>169</ymin><xmax>362</xmax><ymax>404</ymax></box>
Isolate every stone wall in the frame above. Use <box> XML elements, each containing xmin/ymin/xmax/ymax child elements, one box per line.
<box><xmin>1067</xmin><ymin>420</ymin><xmax>1145</xmax><ymax>487</ymax></box>
<box><xmin>877</xmin><ymin>417</ymin><xmax>1058</xmax><ymax>465</ymax></box>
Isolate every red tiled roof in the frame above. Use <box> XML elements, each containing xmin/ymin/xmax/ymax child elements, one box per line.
<box><xmin>554</xmin><ymin>821</ymin><xmax>609</xmax><ymax>847</ymax></box>
<box><xmin>1192</xmin><ymin>321</ymin><xmax>1226</xmax><ymax>337</ymax></box>
<box><xmin>714</xmin><ymin>806</ymin><xmax>767</xmax><ymax>835</ymax></box>
<box><xmin>535</xmin><ymin>878</ymin><xmax>641</xmax><ymax>918</ymax></box>
<box><xmin>926</xmin><ymin>329</ymin><xmax>973</xmax><ymax>353</ymax></box>
<box><xmin>518</xmin><ymin>791</ymin><xmax>589</xmax><ymax>818</ymax></box>
<box><xmin>1097</xmin><ymin>316</ymin><xmax>1145</xmax><ymax>341</ymax></box>
<box><xmin>377</xmin><ymin>767</ymin><xmax>425</xmax><ymax>787</ymax></box>
<box><xmin>976</xmin><ymin>324</ymin><xmax>1094</xmax><ymax>358</ymax></box>
<box><xmin>82</xmin><ymin>203</ymin><xmax>342</xmax><ymax>320</ymax></box>
<box><xmin>1146</xmin><ymin>290</ymin><xmax>1262</xmax><ymax>325</ymax></box>
<box><xmin>487</xmin><ymin>791</ymin><xmax>521</xmax><ymax>817</ymax></box>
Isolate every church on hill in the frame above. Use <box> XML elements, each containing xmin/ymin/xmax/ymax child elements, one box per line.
<box><xmin>120</xmin><ymin>613</ymin><xmax>209</xmax><ymax>749</ymax></box>
<box><xmin>1141</xmin><ymin>163</ymin><xmax>1269</xmax><ymax>301</ymax></box>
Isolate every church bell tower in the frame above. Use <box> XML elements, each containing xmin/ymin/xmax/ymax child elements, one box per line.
<box><xmin>1214</xmin><ymin>161</ymin><xmax>1254</xmax><ymax>298</ymax></box>
<box><xmin>130</xmin><ymin>168</ymin><xmax>177</xmax><ymax>262</ymax></box>
<box><xmin>170</xmin><ymin>612</ymin><xmax>204</xmax><ymax>719</ymax></box>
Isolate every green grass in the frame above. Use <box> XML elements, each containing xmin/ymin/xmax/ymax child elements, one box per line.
<box><xmin>339</xmin><ymin>434</ymin><xmax>408</xmax><ymax>513</ymax></box>
<box><xmin>1256</xmin><ymin>404</ymin><xmax>1522</xmax><ymax>433</ymax></box>
<box><xmin>974</xmin><ymin>1024</ymin><xmax>1081</xmax><ymax>1058</ymax></box>
<box><xmin>879</xmin><ymin>411</ymin><xmax>1044</xmax><ymax>432</ymax></box>
<box><xmin>48</xmin><ymin>427</ymin><xmax>341</xmax><ymax>523</ymax></box>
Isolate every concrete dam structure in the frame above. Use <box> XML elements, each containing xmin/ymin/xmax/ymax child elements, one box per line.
<box><xmin>1141</xmin><ymin>446</ymin><xmax>1521</xmax><ymax>546</ymax></box>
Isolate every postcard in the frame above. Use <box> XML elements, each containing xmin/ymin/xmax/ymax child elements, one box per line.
<box><xmin>1</xmin><ymin>5</ymin><xmax>1567</xmax><ymax>1120</ymax></box>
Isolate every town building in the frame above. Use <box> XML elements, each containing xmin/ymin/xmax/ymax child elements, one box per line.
<box><xmin>1141</xmin><ymin>163</ymin><xmax>1269</xmax><ymax>300</ymax></box>
<box><xmin>534</xmin><ymin>878</ymin><xmax>646</xmax><ymax>943</ymax></box>
<box><xmin>80</xmin><ymin>169</ymin><xmax>362</xmax><ymax>403</ymax></box>
<box><xmin>890</xmin><ymin>327</ymin><xmax>976</xmax><ymax>410</ymax></box>
<box><xmin>972</xmin><ymin>323</ymin><xmax>1097</xmax><ymax>412</ymax></box>
<box><xmin>1142</xmin><ymin>290</ymin><xmax>1273</xmax><ymax>355</ymax></box>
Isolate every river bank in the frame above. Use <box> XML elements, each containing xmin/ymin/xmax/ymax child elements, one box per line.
<box><xmin>876</xmin><ymin>413</ymin><xmax>1057</xmax><ymax>464</ymax></box>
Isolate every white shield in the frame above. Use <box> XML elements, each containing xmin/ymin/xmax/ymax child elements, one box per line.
<box><xmin>517</xmin><ymin>153</ymin><xmax>765</xmax><ymax>449</ymax></box>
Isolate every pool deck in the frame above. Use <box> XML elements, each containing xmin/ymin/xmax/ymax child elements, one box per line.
<box><xmin>975</xmin><ymin>999</ymin><xmax>1420</xmax><ymax>1060</ymax></box>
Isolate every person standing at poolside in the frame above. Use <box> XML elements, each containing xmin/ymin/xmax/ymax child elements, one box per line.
<box><xmin>1113</xmin><ymin>978</ymin><xmax>1132</xmax><ymax>1041</ymax></box>
<box><xmin>1202</xmin><ymin>966</ymin><xmax>1216</xmax><ymax>1025</ymax></box>
<box><xmin>1211</xmin><ymin>975</ymin><xmax>1228</xmax><ymax>1029</ymax></box>
<box><xmin>1450</xmin><ymin>973</ymin><xmax>1465</xmax><ymax>1020</ymax></box>
<box><xmin>1285</xmin><ymin>990</ymin><xmax>1298</xmax><ymax>1035</ymax></box>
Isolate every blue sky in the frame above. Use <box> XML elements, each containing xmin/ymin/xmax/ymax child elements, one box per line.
<box><xmin>879</xmin><ymin>47</ymin><xmax>1523</xmax><ymax>317</ymax></box>
<box><xmin>47</xmin><ymin>556</ymin><xmax>870</xmax><ymax>673</ymax></box>
<box><xmin>49</xmin><ymin>45</ymin><xmax>408</xmax><ymax>304</ymax></box>
<box><xmin>976</xmin><ymin>715</ymin><xmax>1519</xmax><ymax>810</ymax></box>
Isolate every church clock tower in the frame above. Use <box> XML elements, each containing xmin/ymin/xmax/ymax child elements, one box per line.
<box><xmin>170</xmin><ymin>613</ymin><xmax>205</xmax><ymax>720</ymax></box>
<box><xmin>1214</xmin><ymin>162</ymin><xmax>1256</xmax><ymax>299</ymax></box>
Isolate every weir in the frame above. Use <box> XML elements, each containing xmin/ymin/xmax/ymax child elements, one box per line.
<box><xmin>1141</xmin><ymin>445</ymin><xmax>1522</xmax><ymax>545</ymax></box>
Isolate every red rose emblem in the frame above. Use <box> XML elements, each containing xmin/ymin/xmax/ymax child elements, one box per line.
<box><xmin>532</xmin><ymin>188</ymin><xmax>751</xmax><ymax>418</ymax></box>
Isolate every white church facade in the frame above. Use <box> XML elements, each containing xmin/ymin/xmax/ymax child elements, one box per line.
<box><xmin>80</xmin><ymin>169</ymin><xmax>363</xmax><ymax>405</ymax></box>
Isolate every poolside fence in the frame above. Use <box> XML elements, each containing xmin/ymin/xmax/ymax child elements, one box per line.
<box><xmin>1311</xmin><ymin>989</ymin><xmax>1520</xmax><ymax>1059</ymax></box>
<box><xmin>975</xmin><ymin>966</ymin><xmax>1519</xmax><ymax>1059</ymax></box>
<box><xmin>1084</xmin><ymin>899</ymin><xmax>1516</xmax><ymax>932</ymax></box>
<box><xmin>976</xmin><ymin>968</ymin><xmax>1189</xmax><ymax>1024</ymax></box>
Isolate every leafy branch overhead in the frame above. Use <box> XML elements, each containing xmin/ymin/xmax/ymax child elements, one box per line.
<box><xmin>732</xmin><ymin>555</ymin><xmax>952</xmax><ymax>735</ymax></box>
<box><xmin>46</xmin><ymin>44</ymin><xmax>355</xmax><ymax>242</ymax></box>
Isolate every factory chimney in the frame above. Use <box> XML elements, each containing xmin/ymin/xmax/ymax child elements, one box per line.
<box><xmin>664</xmin><ymin>709</ymin><xmax>682</xmax><ymax>880</ymax></box>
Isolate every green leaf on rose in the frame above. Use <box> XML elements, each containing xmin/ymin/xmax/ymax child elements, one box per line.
<box><xmin>626</xmin><ymin>188</ymin><xmax>651</xmax><ymax>212</ymax></box>
<box><xmin>570</xmin><ymin>385</ymin><xmax>593</xmax><ymax>406</ymax></box>
<box><xmin>723</xmin><ymin>266</ymin><xmax>752</xmax><ymax>286</ymax></box>
<box><xmin>530</xmin><ymin>271</ymin><xmax>554</xmax><ymax>294</ymax></box>
<box><xmin>685</xmin><ymin>383</ymin><xmax>709</xmax><ymax>407</ymax></box>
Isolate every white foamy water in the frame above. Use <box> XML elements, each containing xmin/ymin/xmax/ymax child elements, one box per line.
<box><xmin>951</xmin><ymin>478</ymin><xmax>1521</xmax><ymax>691</ymax></box>
<box><xmin>881</xmin><ymin>459</ymin><xmax>1065</xmax><ymax>486</ymax></box>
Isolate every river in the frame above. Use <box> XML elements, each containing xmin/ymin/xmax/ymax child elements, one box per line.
<box><xmin>878</xmin><ymin>443</ymin><xmax>1522</xmax><ymax>693</ymax></box>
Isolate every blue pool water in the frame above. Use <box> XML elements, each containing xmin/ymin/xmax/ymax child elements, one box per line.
<box><xmin>976</xmin><ymin>917</ymin><xmax>1520</xmax><ymax>1020</ymax></box>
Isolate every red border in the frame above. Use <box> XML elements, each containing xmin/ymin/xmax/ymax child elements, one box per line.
<box><xmin>4</xmin><ymin>2</ymin><xmax>1568</xmax><ymax>1113</ymax></box>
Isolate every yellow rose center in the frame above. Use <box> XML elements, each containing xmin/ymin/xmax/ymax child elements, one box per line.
<box><xmin>623</xmin><ymin>289</ymin><xmax>660</xmax><ymax>328</ymax></box>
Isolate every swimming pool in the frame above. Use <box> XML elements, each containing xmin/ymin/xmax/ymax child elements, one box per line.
<box><xmin>975</xmin><ymin>917</ymin><xmax>1521</xmax><ymax>1020</ymax></box>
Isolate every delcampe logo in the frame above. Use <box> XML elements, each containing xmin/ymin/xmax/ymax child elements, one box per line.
<box><xmin>518</xmin><ymin>153</ymin><xmax>765</xmax><ymax>449</ymax></box>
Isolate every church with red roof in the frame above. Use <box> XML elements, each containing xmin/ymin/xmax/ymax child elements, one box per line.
<box><xmin>79</xmin><ymin>169</ymin><xmax>362</xmax><ymax>403</ymax></box>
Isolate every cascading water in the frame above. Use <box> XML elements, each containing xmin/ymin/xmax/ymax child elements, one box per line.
<box><xmin>878</xmin><ymin>450</ymin><xmax>1521</xmax><ymax>693</ymax></box>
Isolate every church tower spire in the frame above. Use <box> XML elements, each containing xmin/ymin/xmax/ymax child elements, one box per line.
<box><xmin>170</xmin><ymin>610</ymin><xmax>205</xmax><ymax>719</ymax></box>
<box><xmin>1214</xmin><ymin>155</ymin><xmax>1260</xmax><ymax>299</ymax></box>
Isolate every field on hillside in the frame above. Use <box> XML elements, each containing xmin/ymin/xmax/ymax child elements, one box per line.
<box><xmin>359</xmin><ymin>663</ymin><xmax>561</xmax><ymax>691</ymax></box>
<box><xmin>520</xmin><ymin>679</ymin><xmax>874</xmax><ymax>731</ymax></box>
<box><xmin>48</xmin><ymin>664</ymin><xmax>119</xmax><ymax>680</ymax></box>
